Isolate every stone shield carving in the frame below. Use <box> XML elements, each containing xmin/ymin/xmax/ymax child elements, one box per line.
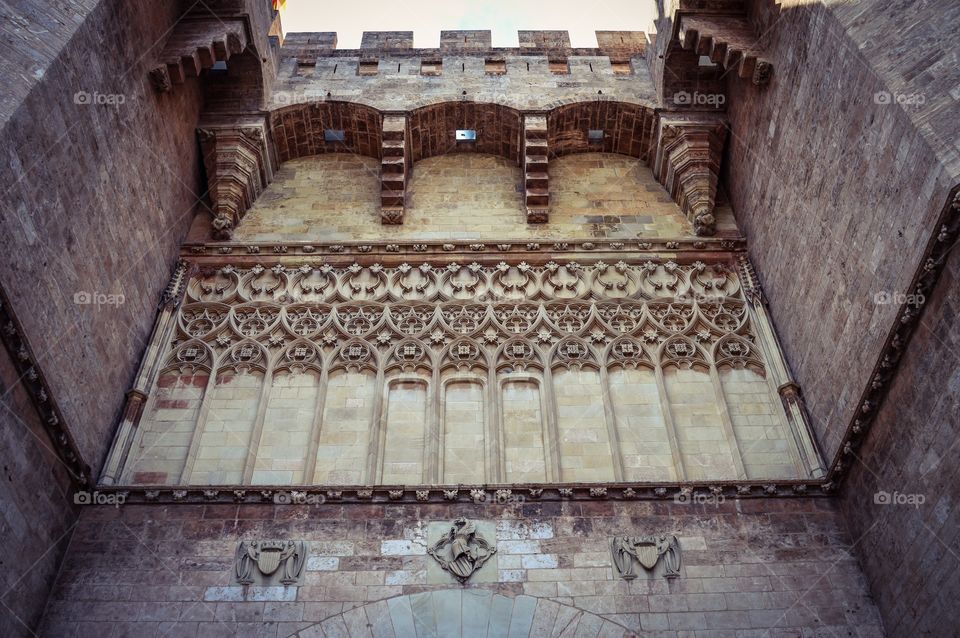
<box><xmin>611</xmin><ymin>535</ymin><xmax>681</xmax><ymax>579</ymax></box>
<box><xmin>234</xmin><ymin>540</ymin><xmax>307</xmax><ymax>585</ymax></box>
<box><xmin>427</xmin><ymin>518</ymin><xmax>496</xmax><ymax>583</ymax></box>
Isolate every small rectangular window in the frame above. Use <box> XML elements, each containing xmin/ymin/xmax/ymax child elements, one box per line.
<box><xmin>588</xmin><ymin>130</ymin><xmax>604</xmax><ymax>143</ymax></box>
<box><xmin>420</xmin><ymin>59</ymin><xmax>442</xmax><ymax>76</ymax></box>
<box><xmin>296</xmin><ymin>61</ymin><xmax>313</xmax><ymax>77</ymax></box>
<box><xmin>455</xmin><ymin>129</ymin><xmax>476</xmax><ymax>141</ymax></box>
<box><xmin>611</xmin><ymin>60</ymin><xmax>632</xmax><ymax>75</ymax></box>
<box><xmin>485</xmin><ymin>58</ymin><xmax>506</xmax><ymax>75</ymax></box>
<box><xmin>324</xmin><ymin>130</ymin><xmax>345</xmax><ymax>143</ymax></box>
<box><xmin>548</xmin><ymin>58</ymin><xmax>569</xmax><ymax>74</ymax></box>
<box><xmin>358</xmin><ymin>59</ymin><xmax>379</xmax><ymax>76</ymax></box>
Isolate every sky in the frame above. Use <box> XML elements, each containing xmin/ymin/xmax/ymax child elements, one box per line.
<box><xmin>279</xmin><ymin>0</ymin><xmax>661</xmax><ymax>49</ymax></box>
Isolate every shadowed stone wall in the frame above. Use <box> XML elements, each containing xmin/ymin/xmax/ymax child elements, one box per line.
<box><xmin>0</xmin><ymin>345</ymin><xmax>77</xmax><ymax>636</ymax></box>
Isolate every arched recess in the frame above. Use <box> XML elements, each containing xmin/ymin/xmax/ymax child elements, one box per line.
<box><xmin>268</xmin><ymin>101</ymin><xmax>383</xmax><ymax>163</ymax></box>
<box><xmin>408</xmin><ymin>102</ymin><xmax>523</xmax><ymax>164</ymax></box>
<box><xmin>547</xmin><ymin>100</ymin><xmax>656</xmax><ymax>161</ymax></box>
<box><xmin>285</xmin><ymin>590</ymin><xmax>634</xmax><ymax>637</ymax></box>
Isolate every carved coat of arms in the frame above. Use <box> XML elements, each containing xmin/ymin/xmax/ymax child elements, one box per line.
<box><xmin>611</xmin><ymin>535</ymin><xmax>681</xmax><ymax>579</ymax></box>
<box><xmin>427</xmin><ymin>518</ymin><xmax>496</xmax><ymax>583</ymax></box>
<box><xmin>234</xmin><ymin>540</ymin><xmax>307</xmax><ymax>585</ymax></box>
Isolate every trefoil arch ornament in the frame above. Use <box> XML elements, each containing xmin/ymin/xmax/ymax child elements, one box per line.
<box><xmin>105</xmin><ymin>258</ymin><xmax>827</xmax><ymax>487</ymax></box>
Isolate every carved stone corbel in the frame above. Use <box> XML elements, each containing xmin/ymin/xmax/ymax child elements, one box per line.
<box><xmin>523</xmin><ymin>115</ymin><xmax>550</xmax><ymax>223</ymax></box>
<box><xmin>149</xmin><ymin>18</ymin><xmax>248</xmax><ymax>92</ymax></box>
<box><xmin>380</xmin><ymin>115</ymin><xmax>410</xmax><ymax>224</ymax></box>
<box><xmin>677</xmin><ymin>15</ymin><xmax>773</xmax><ymax>86</ymax></box>
<box><xmin>198</xmin><ymin>120</ymin><xmax>275</xmax><ymax>240</ymax></box>
<box><xmin>652</xmin><ymin>115</ymin><xmax>727</xmax><ymax>236</ymax></box>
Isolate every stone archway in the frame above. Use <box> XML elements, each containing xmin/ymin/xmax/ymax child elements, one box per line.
<box><xmin>287</xmin><ymin>589</ymin><xmax>633</xmax><ymax>637</ymax></box>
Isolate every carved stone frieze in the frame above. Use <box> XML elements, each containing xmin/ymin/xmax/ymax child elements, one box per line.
<box><xmin>234</xmin><ymin>540</ymin><xmax>307</xmax><ymax>586</ymax></box>
<box><xmin>653</xmin><ymin>115</ymin><xmax>727</xmax><ymax>237</ymax></box>
<box><xmin>107</xmin><ymin>255</ymin><xmax>825</xmax><ymax>487</ymax></box>
<box><xmin>182</xmin><ymin>237</ymin><xmax>746</xmax><ymax>258</ymax></box>
<box><xmin>612</xmin><ymin>535</ymin><xmax>681</xmax><ymax>579</ymax></box>
<box><xmin>185</xmin><ymin>259</ymin><xmax>742</xmax><ymax>304</ymax></box>
<box><xmin>90</xmin><ymin>482</ymin><xmax>833</xmax><ymax>504</ymax></box>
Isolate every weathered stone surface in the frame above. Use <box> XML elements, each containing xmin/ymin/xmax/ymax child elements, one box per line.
<box><xmin>36</xmin><ymin>500</ymin><xmax>882</xmax><ymax>636</ymax></box>
<box><xmin>0</xmin><ymin>2</ymin><xmax>956</xmax><ymax>636</ymax></box>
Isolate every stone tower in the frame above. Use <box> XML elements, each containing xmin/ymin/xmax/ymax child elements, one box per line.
<box><xmin>0</xmin><ymin>1</ymin><xmax>957</xmax><ymax>636</ymax></box>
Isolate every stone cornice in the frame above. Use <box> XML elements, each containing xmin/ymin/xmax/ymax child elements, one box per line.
<box><xmin>0</xmin><ymin>283</ymin><xmax>90</xmax><ymax>486</ymax></box>
<box><xmin>181</xmin><ymin>237</ymin><xmax>746</xmax><ymax>263</ymax></box>
<box><xmin>90</xmin><ymin>480</ymin><xmax>831</xmax><ymax>505</ymax></box>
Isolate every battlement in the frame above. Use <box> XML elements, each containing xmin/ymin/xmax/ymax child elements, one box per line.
<box><xmin>280</xmin><ymin>29</ymin><xmax>649</xmax><ymax>61</ymax></box>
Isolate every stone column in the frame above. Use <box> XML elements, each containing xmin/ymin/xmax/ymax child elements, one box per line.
<box><xmin>100</xmin><ymin>260</ymin><xmax>189</xmax><ymax>485</ymax></box>
<box><xmin>738</xmin><ymin>255</ymin><xmax>826</xmax><ymax>478</ymax></box>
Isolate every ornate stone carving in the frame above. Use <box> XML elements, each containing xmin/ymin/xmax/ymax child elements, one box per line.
<box><xmin>427</xmin><ymin>518</ymin><xmax>496</xmax><ymax>583</ymax></box>
<box><xmin>234</xmin><ymin>540</ymin><xmax>307</xmax><ymax>586</ymax></box>
<box><xmin>652</xmin><ymin>116</ymin><xmax>727</xmax><ymax>237</ymax></box>
<box><xmin>612</xmin><ymin>535</ymin><xmax>681</xmax><ymax>579</ymax></box>
<box><xmin>112</xmin><ymin>256</ymin><xmax>827</xmax><ymax>489</ymax></box>
<box><xmin>186</xmin><ymin>260</ymin><xmax>745</xmax><ymax>305</ymax></box>
<box><xmin>198</xmin><ymin>120</ymin><xmax>275</xmax><ymax>240</ymax></box>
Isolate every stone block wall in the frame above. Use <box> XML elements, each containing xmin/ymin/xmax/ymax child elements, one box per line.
<box><xmin>39</xmin><ymin>498</ymin><xmax>883</xmax><ymax>637</ymax></box>
<box><xmin>0</xmin><ymin>344</ymin><xmax>78</xmax><ymax>637</ymax></box>
<box><xmin>840</xmin><ymin>239</ymin><xmax>960</xmax><ymax>635</ymax></box>
<box><xmin>217</xmin><ymin>153</ymin><xmax>739</xmax><ymax>243</ymax></box>
<box><xmin>723</xmin><ymin>0</ymin><xmax>957</xmax><ymax>461</ymax></box>
<box><xmin>0</xmin><ymin>0</ymin><xmax>209</xmax><ymax>468</ymax></box>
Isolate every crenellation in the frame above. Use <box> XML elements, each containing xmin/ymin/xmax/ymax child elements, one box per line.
<box><xmin>360</xmin><ymin>30</ymin><xmax>415</xmax><ymax>50</ymax></box>
<box><xmin>518</xmin><ymin>30</ymin><xmax>572</xmax><ymax>50</ymax></box>
<box><xmin>440</xmin><ymin>29</ymin><xmax>492</xmax><ymax>52</ymax></box>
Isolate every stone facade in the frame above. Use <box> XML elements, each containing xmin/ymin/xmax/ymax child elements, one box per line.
<box><xmin>41</xmin><ymin>499</ymin><xmax>884</xmax><ymax>637</ymax></box>
<box><xmin>107</xmin><ymin>260</ymin><xmax>820</xmax><ymax>488</ymax></box>
<box><xmin>1</xmin><ymin>0</ymin><xmax>958</xmax><ymax>636</ymax></box>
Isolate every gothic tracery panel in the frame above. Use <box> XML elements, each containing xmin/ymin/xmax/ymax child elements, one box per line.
<box><xmin>115</xmin><ymin>259</ymin><xmax>816</xmax><ymax>486</ymax></box>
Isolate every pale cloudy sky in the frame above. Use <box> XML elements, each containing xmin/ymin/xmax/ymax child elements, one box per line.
<box><xmin>280</xmin><ymin>0</ymin><xmax>660</xmax><ymax>48</ymax></box>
